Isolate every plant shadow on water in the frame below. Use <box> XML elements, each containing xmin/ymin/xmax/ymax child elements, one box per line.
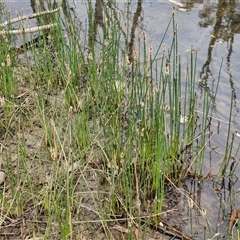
<box><xmin>1</xmin><ymin>0</ymin><xmax>240</xmax><ymax>239</ymax></box>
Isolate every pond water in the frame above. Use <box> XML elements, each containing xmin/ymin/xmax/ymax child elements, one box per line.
<box><xmin>5</xmin><ymin>0</ymin><xmax>240</xmax><ymax>137</ymax></box>
<box><xmin>3</xmin><ymin>0</ymin><xmax>240</xmax><ymax>239</ymax></box>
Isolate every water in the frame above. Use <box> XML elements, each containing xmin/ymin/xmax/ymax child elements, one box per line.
<box><xmin>3</xmin><ymin>0</ymin><xmax>240</xmax><ymax>239</ymax></box>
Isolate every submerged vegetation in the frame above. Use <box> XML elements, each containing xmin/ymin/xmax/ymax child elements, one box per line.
<box><xmin>0</xmin><ymin>0</ymin><xmax>239</xmax><ymax>239</ymax></box>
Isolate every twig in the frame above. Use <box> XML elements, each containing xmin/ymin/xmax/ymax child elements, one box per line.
<box><xmin>0</xmin><ymin>8</ymin><xmax>59</xmax><ymax>27</ymax></box>
<box><xmin>150</xmin><ymin>217</ymin><xmax>192</xmax><ymax>240</ymax></box>
<box><xmin>0</xmin><ymin>23</ymin><xmax>57</xmax><ymax>35</ymax></box>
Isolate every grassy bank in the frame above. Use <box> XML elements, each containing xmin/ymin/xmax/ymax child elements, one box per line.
<box><xmin>0</xmin><ymin>1</ymin><xmax>239</xmax><ymax>239</ymax></box>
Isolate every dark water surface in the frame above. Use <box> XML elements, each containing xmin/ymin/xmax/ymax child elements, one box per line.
<box><xmin>3</xmin><ymin>0</ymin><xmax>240</xmax><ymax>239</ymax></box>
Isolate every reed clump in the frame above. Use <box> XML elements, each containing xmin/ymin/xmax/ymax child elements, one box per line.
<box><xmin>0</xmin><ymin>1</ymin><xmax>237</xmax><ymax>239</ymax></box>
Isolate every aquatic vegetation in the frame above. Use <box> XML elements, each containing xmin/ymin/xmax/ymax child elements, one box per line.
<box><xmin>0</xmin><ymin>0</ymin><xmax>239</xmax><ymax>239</ymax></box>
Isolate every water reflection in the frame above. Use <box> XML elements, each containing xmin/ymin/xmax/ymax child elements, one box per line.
<box><xmin>88</xmin><ymin>0</ymin><xmax>143</xmax><ymax>62</ymax></box>
<box><xmin>176</xmin><ymin>0</ymin><xmax>204</xmax><ymax>9</ymax></box>
<box><xmin>173</xmin><ymin>0</ymin><xmax>240</xmax><ymax>99</ymax></box>
<box><xmin>199</xmin><ymin>0</ymin><xmax>240</xmax><ymax>95</ymax></box>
